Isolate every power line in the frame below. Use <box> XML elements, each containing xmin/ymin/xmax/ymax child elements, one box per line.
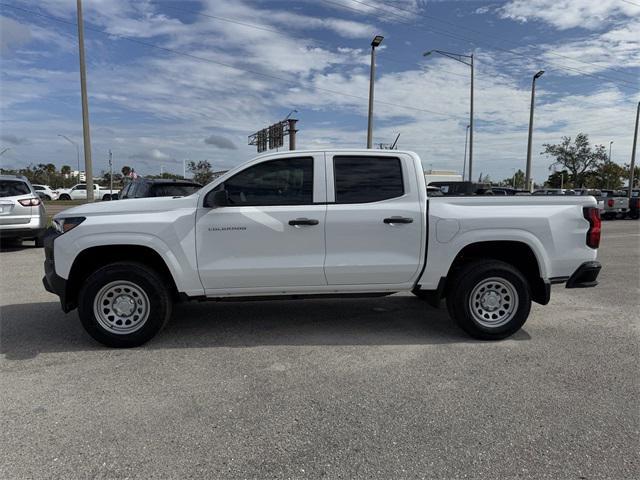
<box><xmin>1</xmin><ymin>3</ymin><xmax>464</xmax><ymax>121</ymax></box>
<box><xmin>320</xmin><ymin>0</ymin><xmax>639</xmax><ymax>90</ymax></box>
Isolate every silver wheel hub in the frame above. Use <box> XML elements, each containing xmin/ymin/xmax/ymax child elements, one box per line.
<box><xmin>93</xmin><ymin>281</ymin><xmax>150</xmax><ymax>335</ymax></box>
<box><xmin>469</xmin><ymin>277</ymin><xmax>519</xmax><ymax>328</ymax></box>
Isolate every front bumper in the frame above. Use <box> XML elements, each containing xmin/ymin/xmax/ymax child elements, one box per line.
<box><xmin>42</xmin><ymin>227</ymin><xmax>73</xmax><ymax>312</ymax></box>
<box><xmin>566</xmin><ymin>261</ymin><xmax>601</xmax><ymax>288</ymax></box>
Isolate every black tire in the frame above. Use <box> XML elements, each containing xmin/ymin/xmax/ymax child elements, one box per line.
<box><xmin>446</xmin><ymin>260</ymin><xmax>531</xmax><ymax>340</ymax></box>
<box><xmin>44</xmin><ymin>195</ymin><xmax>52</xmax><ymax>201</ymax></box>
<box><xmin>78</xmin><ymin>262</ymin><xmax>172</xmax><ymax>348</ymax></box>
<box><xmin>102</xmin><ymin>194</ymin><xmax>111</xmax><ymax>201</ymax></box>
<box><xmin>34</xmin><ymin>234</ymin><xmax>44</xmax><ymax>248</ymax></box>
<box><xmin>59</xmin><ymin>194</ymin><xmax>71</xmax><ymax>201</ymax></box>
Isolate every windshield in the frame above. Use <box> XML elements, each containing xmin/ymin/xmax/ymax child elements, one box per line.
<box><xmin>0</xmin><ymin>180</ymin><xmax>31</xmax><ymax>197</ymax></box>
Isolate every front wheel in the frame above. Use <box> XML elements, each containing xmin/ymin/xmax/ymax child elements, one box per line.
<box><xmin>78</xmin><ymin>262</ymin><xmax>172</xmax><ymax>347</ymax></box>
<box><xmin>446</xmin><ymin>260</ymin><xmax>531</xmax><ymax>340</ymax></box>
<box><xmin>59</xmin><ymin>194</ymin><xmax>71</xmax><ymax>201</ymax></box>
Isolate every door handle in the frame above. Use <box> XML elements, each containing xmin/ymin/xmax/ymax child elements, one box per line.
<box><xmin>384</xmin><ymin>216</ymin><xmax>413</xmax><ymax>224</ymax></box>
<box><xmin>289</xmin><ymin>218</ymin><xmax>319</xmax><ymax>226</ymax></box>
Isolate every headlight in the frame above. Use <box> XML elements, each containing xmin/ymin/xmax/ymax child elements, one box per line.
<box><xmin>53</xmin><ymin>216</ymin><xmax>86</xmax><ymax>234</ymax></box>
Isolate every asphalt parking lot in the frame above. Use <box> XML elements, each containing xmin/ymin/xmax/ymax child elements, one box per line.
<box><xmin>1</xmin><ymin>221</ymin><xmax>638</xmax><ymax>479</ymax></box>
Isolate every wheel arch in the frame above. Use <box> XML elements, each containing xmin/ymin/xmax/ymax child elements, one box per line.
<box><xmin>65</xmin><ymin>245</ymin><xmax>181</xmax><ymax>311</ymax></box>
<box><xmin>445</xmin><ymin>240</ymin><xmax>549</xmax><ymax>305</ymax></box>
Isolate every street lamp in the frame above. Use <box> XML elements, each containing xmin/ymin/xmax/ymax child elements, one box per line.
<box><xmin>367</xmin><ymin>35</ymin><xmax>384</xmax><ymax>149</ymax></box>
<box><xmin>423</xmin><ymin>49</ymin><xmax>474</xmax><ymax>181</ymax></box>
<box><xmin>525</xmin><ymin>70</ymin><xmax>545</xmax><ymax>192</ymax></box>
<box><xmin>58</xmin><ymin>134</ymin><xmax>81</xmax><ymax>183</ymax></box>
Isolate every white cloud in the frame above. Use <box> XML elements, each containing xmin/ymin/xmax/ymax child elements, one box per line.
<box><xmin>0</xmin><ymin>16</ymin><xmax>32</xmax><ymax>54</ymax></box>
<box><xmin>499</xmin><ymin>0</ymin><xmax>639</xmax><ymax>30</ymax></box>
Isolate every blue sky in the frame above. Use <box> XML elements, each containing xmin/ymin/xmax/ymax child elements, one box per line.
<box><xmin>1</xmin><ymin>0</ymin><xmax>638</xmax><ymax>183</ymax></box>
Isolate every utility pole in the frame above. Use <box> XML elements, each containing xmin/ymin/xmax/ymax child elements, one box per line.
<box><xmin>367</xmin><ymin>35</ymin><xmax>384</xmax><ymax>149</ymax></box>
<box><xmin>287</xmin><ymin>119</ymin><xmax>298</xmax><ymax>150</ymax></box>
<box><xmin>525</xmin><ymin>70</ymin><xmax>545</xmax><ymax>193</ymax></box>
<box><xmin>463</xmin><ymin>124</ymin><xmax>470</xmax><ymax>181</ymax></box>
<box><xmin>469</xmin><ymin>53</ymin><xmax>474</xmax><ymax>182</ymax></box>
<box><xmin>77</xmin><ymin>0</ymin><xmax>94</xmax><ymax>200</ymax></box>
<box><xmin>108</xmin><ymin>149</ymin><xmax>113</xmax><ymax>195</ymax></box>
<box><xmin>629</xmin><ymin>101</ymin><xmax>639</xmax><ymax>200</ymax></box>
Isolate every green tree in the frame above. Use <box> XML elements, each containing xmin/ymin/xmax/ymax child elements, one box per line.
<box><xmin>623</xmin><ymin>163</ymin><xmax>640</xmax><ymax>188</ymax></box>
<box><xmin>188</xmin><ymin>160</ymin><xmax>214</xmax><ymax>185</ymax></box>
<box><xmin>545</xmin><ymin>170</ymin><xmax>571</xmax><ymax>188</ymax></box>
<box><xmin>542</xmin><ymin>134</ymin><xmax>606</xmax><ymax>188</ymax></box>
<box><xmin>500</xmin><ymin>169</ymin><xmax>526</xmax><ymax>189</ymax></box>
<box><xmin>146</xmin><ymin>172</ymin><xmax>185</xmax><ymax>180</ymax></box>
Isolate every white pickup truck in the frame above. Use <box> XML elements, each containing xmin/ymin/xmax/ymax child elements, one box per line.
<box><xmin>56</xmin><ymin>183</ymin><xmax>120</xmax><ymax>201</ymax></box>
<box><xmin>43</xmin><ymin>150</ymin><xmax>602</xmax><ymax>348</ymax></box>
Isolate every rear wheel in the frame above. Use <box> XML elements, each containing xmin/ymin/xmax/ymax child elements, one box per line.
<box><xmin>78</xmin><ymin>262</ymin><xmax>172</xmax><ymax>347</ymax></box>
<box><xmin>102</xmin><ymin>194</ymin><xmax>111</xmax><ymax>201</ymax></box>
<box><xmin>446</xmin><ymin>260</ymin><xmax>531</xmax><ymax>340</ymax></box>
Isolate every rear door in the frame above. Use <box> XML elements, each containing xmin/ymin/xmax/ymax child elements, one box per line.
<box><xmin>324</xmin><ymin>153</ymin><xmax>424</xmax><ymax>285</ymax></box>
<box><xmin>196</xmin><ymin>153</ymin><xmax>327</xmax><ymax>291</ymax></box>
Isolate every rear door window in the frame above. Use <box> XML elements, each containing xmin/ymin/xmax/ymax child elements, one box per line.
<box><xmin>333</xmin><ymin>156</ymin><xmax>404</xmax><ymax>203</ymax></box>
<box><xmin>0</xmin><ymin>180</ymin><xmax>31</xmax><ymax>197</ymax></box>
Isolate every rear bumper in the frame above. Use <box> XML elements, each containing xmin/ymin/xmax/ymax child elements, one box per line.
<box><xmin>566</xmin><ymin>261</ymin><xmax>601</xmax><ymax>288</ymax></box>
<box><xmin>42</xmin><ymin>227</ymin><xmax>73</xmax><ymax>312</ymax></box>
<box><xmin>0</xmin><ymin>226</ymin><xmax>45</xmax><ymax>239</ymax></box>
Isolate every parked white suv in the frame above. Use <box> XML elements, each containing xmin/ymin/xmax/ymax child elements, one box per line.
<box><xmin>32</xmin><ymin>184</ymin><xmax>59</xmax><ymax>201</ymax></box>
<box><xmin>43</xmin><ymin>150</ymin><xmax>602</xmax><ymax>347</ymax></box>
<box><xmin>0</xmin><ymin>175</ymin><xmax>46</xmax><ymax>246</ymax></box>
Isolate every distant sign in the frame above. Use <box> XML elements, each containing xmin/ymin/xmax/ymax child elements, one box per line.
<box><xmin>249</xmin><ymin>119</ymin><xmax>294</xmax><ymax>153</ymax></box>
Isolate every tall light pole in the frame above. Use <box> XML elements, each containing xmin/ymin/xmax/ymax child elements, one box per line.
<box><xmin>367</xmin><ymin>35</ymin><xmax>384</xmax><ymax>149</ymax></box>
<box><xmin>77</xmin><ymin>0</ymin><xmax>94</xmax><ymax>200</ymax></box>
<box><xmin>424</xmin><ymin>49</ymin><xmax>474</xmax><ymax>181</ymax></box>
<box><xmin>463</xmin><ymin>124</ymin><xmax>470</xmax><ymax>180</ymax></box>
<box><xmin>628</xmin><ymin>101</ymin><xmax>639</xmax><ymax>199</ymax></box>
<box><xmin>525</xmin><ymin>70</ymin><xmax>545</xmax><ymax>192</ymax></box>
<box><xmin>58</xmin><ymin>134</ymin><xmax>81</xmax><ymax>183</ymax></box>
<box><xmin>0</xmin><ymin>148</ymin><xmax>11</xmax><ymax>157</ymax></box>
<box><xmin>108</xmin><ymin>149</ymin><xmax>113</xmax><ymax>195</ymax></box>
<box><xmin>609</xmin><ymin>141</ymin><xmax>614</xmax><ymax>162</ymax></box>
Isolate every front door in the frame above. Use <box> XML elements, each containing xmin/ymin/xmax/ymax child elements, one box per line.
<box><xmin>324</xmin><ymin>153</ymin><xmax>424</xmax><ymax>285</ymax></box>
<box><xmin>196</xmin><ymin>154</ymin><xmax>327</xmax><ymax>292</ymax></box>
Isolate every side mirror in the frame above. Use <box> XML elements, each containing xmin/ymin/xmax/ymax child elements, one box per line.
<box><xmin>204</xmin><ymin>189</ymin><xmax>228</xmax><ymax>208</ymax></box>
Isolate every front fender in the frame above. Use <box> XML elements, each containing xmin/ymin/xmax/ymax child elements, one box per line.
<box><xmin>54</xmin><ymin>231</ymin><xmax>203</xmax><ymax>296</ymax></box>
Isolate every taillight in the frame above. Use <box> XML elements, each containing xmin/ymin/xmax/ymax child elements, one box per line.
<box><xmin>607</xmin><ymin>199</ymin><xmax>614</xmax><ymax>208</ymax></box>
<box><xmin>18</xmin><ymin>197</ymin><xmax>41</xmax><ymax>206</ymax></box>
<box><xmin>583</xmin><ymin>207</ymin><xmax>601</xmax><ymax>249</ymax></box>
